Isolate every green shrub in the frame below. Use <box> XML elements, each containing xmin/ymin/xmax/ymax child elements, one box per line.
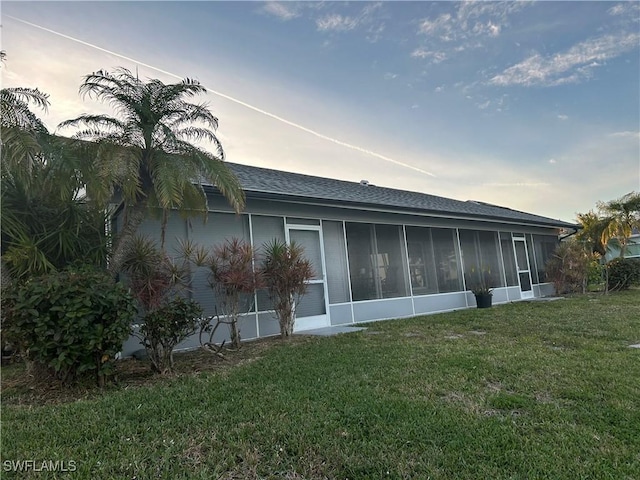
<box><xmin>544</xmin><ymin>241</ymin><xmax>590</xmax><ymax>294</ymax></box>
<box><xmin>1</xmin><ymin>267</ymin><xmax>137</xmax><ymax>385</ymax></box>
<box><xmin>607</xmin><ymin>258</ymin><xmax>640</xmax><ymax>291</ymax></box>
<box><xmin>136</xmin><ymin>297</ymin><xmax>202</xmax><ymax>374</ymax></box>
<box><xmin>586</xmin><ymin>257</ymin><xmax>606</xmax><ymax>289</ymax></box>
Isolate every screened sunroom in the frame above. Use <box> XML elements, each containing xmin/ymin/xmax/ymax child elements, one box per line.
<box><xmin>119</xmin><ymin>163</ymin><xmax>577</xmax><ymax>355</ymax></box>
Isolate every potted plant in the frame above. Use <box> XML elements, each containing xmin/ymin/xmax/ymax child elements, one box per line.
<box><xmin>467</xmin><ymin>266</ymin><xmax>494</xmax><ymax>309</ymax></box>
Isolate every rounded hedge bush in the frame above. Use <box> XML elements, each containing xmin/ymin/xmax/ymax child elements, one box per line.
<box><xmin>2</xmin><ymin>267</ymin><xmax>137</xmax><ymax>385</ymax></box>
<box><xmin>607</xmin><ymin>257</ymin><xmax>640</xmax><ymax>291</ymax></box>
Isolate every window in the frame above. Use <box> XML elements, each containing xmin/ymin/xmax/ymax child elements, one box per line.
<box><xmin>459</xmin><ymin>230</ymin><xmax>505</xmax><ymax>289</ymax></box>
<box><xmin>533</xmin><ymin>235</ymin><xmax>558</xmax><ymax>283</ymax></box>
<box><xmin>251</xmin><ymin>215</ymin><xmax>285</xmax><ymax>312</ymax></box>
<box><xmin>477</xmin><ymin>231</ymin><xmax>505</xmax><ymax>288</ymax></box>
<box><xmin>499</xmin><ymin>232</ymin><xmax>518</xmax><ymax>286</ymax></box>
<box><xmin>406</xmin><ymin>227</ymin><xmax>438</xmax><ymax>295</ymax></box>
<box><xmin>375</xmin><ymin>225</ymin><xmax>409</xmax><ymax>298</ymax></box>
<box><xmin>322</xmin><ymin>221</ymin><xmax>351</xmax><ymax>304</ymax></box>
<box><xmin>286</xmin><ymin>217</ymin><xmax>320</xmax><ymax>226</ymax></box>
<box><xmin>346</xmin><ymin>223</ymin><xmax>376</xmax><ymax>301</ymax></box>
<box><xmin>431</xmin><ymin>228</ymin><xmax>463</xmax><ymax>293</ymax></box>
<box><xmin>345</xmin><ymin>223</ymin><xmax>410</xmax><ymax>301</ymax></box>
<box><xmin>189</xmin><ymin>212</ymin><xmax>251</xmax><ymax>317</ymax></box>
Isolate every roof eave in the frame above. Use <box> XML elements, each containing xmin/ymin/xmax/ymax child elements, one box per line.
<box><xmin>205</xmin><ymin>186</ymin><xmax>578</xmax><ymax>230</ymax></box>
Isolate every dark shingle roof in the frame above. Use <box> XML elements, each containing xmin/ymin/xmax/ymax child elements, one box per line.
<box><xmin>213</xmin><ymin>162</ymin><xmax>577</xmax><ymax>229</ymax></box>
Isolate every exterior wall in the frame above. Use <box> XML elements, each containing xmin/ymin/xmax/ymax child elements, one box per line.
<box><xmin>117</xmin><ymin>193</ymin><xmax>562</xmax><ymax>356</ymax></box>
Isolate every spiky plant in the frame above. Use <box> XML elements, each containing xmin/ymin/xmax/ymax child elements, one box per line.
<box><xmin>206</xmin><ymin>238</ymin><xmax>263</xmax><ymax>349</ymax></box>
<box><xmin>260</xmin><ymin>239</ymin><xmax>315</xmax><ymax>338</ymax></box>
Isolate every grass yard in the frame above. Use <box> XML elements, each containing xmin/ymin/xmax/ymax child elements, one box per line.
<box><xmin>2</xmin><ymin>290</ymin><xmax>640</xmax><ymax>479</ymax></box>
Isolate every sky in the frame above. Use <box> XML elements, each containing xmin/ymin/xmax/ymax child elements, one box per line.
<box><xmin>2</xmin><ymin>1</ymin><xmax>639</xmax><ymax>224</ymax></box>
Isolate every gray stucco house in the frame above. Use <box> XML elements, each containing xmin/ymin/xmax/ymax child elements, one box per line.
<box><xmin>120</xmin><ymin>162</ymin><xmax>577</xmax><ymax>355</ymax></box>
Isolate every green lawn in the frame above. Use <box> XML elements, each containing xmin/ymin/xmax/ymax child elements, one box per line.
<box><xmin>2</xmin><ymin>291</ymin><xmax>640</xmax><ymax>479</ymax></box>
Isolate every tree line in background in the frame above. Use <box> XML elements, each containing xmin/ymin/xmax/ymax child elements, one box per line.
<box><xmin>546</xmin><ymin>191</ymin><xmax>640</xmax><ymax>294</ymax></box>
<box><xmin>1</xmin><ymin>53</ymin><xmax>313</xmax><ymax>384</ymax></box>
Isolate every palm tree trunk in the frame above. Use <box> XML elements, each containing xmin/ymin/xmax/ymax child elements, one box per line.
<box><xmin>107</xmin><ymin>203</ymin><xmax>146</xmax><ymax>277</ymax></box>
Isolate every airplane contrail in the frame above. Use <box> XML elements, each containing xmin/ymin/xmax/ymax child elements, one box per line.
<box><xmin>6</xmin><ymin>15</ymin><xmax>436</xmax><ymax>177</ymax></box>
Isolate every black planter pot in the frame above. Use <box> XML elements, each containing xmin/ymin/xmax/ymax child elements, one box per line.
<box><xmin>474</xmin><ymin>293</ymin><xmax>493</xmax><ymax>309</ymax></box>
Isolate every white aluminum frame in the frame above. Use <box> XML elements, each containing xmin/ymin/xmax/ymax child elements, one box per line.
<box><xmin>286</xmin><ymin>224</ymin><xmax>331</xmax><ymax>331</ymax></box>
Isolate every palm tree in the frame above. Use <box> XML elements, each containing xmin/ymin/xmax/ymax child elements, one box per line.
<box><xmin>1</xmin><ymin>155</ymin><xmax>108</xmax><ymax>280</ymax></box>
<box><xmin>58</xmin><ymin>68</ymin><xmax>245</xmax><ymax>251</ymax></box>
<box><xmin>1</xmin><ymin>83</ymin><xmax>108</xmax><ymax>281</ymax></box>
<box><xmin>575</xmin><ymin>210</ymin><xmax>608</xmax><ymax>256</ymax></box>
<box><xmin>598</xmin><ymin>192</ymin><xmax>640</xmax><ymax>258</ymax></box>
<box><xmin>0</xmin><ymin>85</ymin><xmax>51</xmax><ymax>181</ymax></box>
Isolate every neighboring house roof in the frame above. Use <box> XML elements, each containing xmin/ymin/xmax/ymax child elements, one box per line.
<box><xmin>205</xmin><ymin>162</ymin><xmax>578</xmax><ymax>230</ymax></box>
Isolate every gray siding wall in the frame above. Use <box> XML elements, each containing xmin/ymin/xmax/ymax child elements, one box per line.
<box><xmin>353</xmin><ymin>298</ymin><xmax>414</xmax><ymax>323</ymax></box>
<box><xmin>329</xmin><ymin>304</ymin><xmax>354</xmax><ymax>325</ymax></box>
<box><xmin>413</xmin><ymin>293</ymin><xmax>468</xmax><ymax>314</ymax></box>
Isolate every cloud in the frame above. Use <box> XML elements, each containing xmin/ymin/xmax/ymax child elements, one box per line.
<box><xmin>412</xmin><ymin>2</ymin><xmax>530</xmax><ymax>66</ymax></box>
<box><xmin>316</xmin><ymin>2</ymin><xmax>384</xmax><ymax>35</ymax></box>
<box><xmin>418</xmin><ymin>13</ymin><xmax>454</xmax><ymax>40</ymax></box>
<box><xmin>609</xmin><ymin>131</ymin><xmax>640</xmax><ymax>139</ymax></box>
<box><xmin>608</xmin><ymin>2</ymin><xmax>640</xmax><ymax>18</ymax></box>
<box><xmin>261</xmin><ymin>2</ymin><xmax>300</xmax><ymax>21</ymax></box>
<box><xmin>366</xmin><ymin>22</ymin><xmax>386</xmax><ymax>43</ymax></box>
<box><xmin>548</xmin><ymin>158</ymin><xmax>557</xmax><ymax>164</ymax></box>
<box><xmin>383</xmin><ymin>72</ymin><xmax>398</xmax><ymax>80</ymax></box>
<box><xmin>557</xmin><ymin>114</ymin><xmax>568</xmax><ymax>120</ymax></box>
<box><xmin>417</xmin><ymin>1</ymin><xmax>529</xmax><ymax>42</ymax></box>
<box><xmin>411</xmin><ymin>48</ymin><xmax>447</xmax><ymax>63</ymax></box>
<box><xmin>316</xmin><ymin>14</ymin><xmax>358</xmax><ymax>32</ymax></box>
<box><xmin>490</xmin><ymin>32</ymin><xmax>640</xmax><ymax>87</ymax></box>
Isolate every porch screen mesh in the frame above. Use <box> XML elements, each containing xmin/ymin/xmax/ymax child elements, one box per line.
<box><xmin>322</xmin><ymin>221</ymin><xmax>351</xmax><ymax>304</ymax></box>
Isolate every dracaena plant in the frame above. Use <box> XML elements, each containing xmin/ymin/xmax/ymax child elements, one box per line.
<box><xmin>260</xmin><ymin>239</ymin><xmax>315</xmax><ymax>338</ymax></box>
<box><xmin>120</xmin><ymin>235</ymin><xmax>199</xmax><ymax>373</ymax></box>
<box><xmin>205</xmin><ymin>238</ymin><xmax>264</xmax><ymax>349</ymax></box>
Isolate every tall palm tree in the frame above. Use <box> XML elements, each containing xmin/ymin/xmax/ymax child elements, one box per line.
<box><xmin>58</xmin><ymin>68</ymin><xmax>245</xmax><ymax>251</ymax></box>
<box><xmin>598</xmin><ymin>192</ymin><xmax>640</xmax><ymax>258</ymax></box>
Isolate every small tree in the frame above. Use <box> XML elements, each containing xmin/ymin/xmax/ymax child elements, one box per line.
<box><xmin>207</xmin><ymin>238</ymin><xmax>263</xmax><ymax>349</ymax></box>
<box><xmin>137</xmin><ymin>297</ymin><xmax>202</xmax><ymax>374</ymax></box>
<box><xmin>545</xmin><ymin>241</ymin><xmax>591</xmax><ymax>294</ymax></box>
<box><xmin>260</xmin><ymin>239</ymin><xmax>315</xmax><ymax>338</ymax></box>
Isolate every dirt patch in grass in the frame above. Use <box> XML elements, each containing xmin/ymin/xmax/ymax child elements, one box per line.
<box><xmin>1</xmin><ymin>335</ymin><xmax>311</xmax><ymax>407</ymax></box>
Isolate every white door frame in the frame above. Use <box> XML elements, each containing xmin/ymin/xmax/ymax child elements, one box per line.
<box><xmin>285</xmin><ymin>225</ymin><xmax>330</xmax><ymax>331</ymax></box>
<box><xmin>512</xmin><ymin>237</ymin><xmax>534</xmax><ymax>299</ymax></box>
